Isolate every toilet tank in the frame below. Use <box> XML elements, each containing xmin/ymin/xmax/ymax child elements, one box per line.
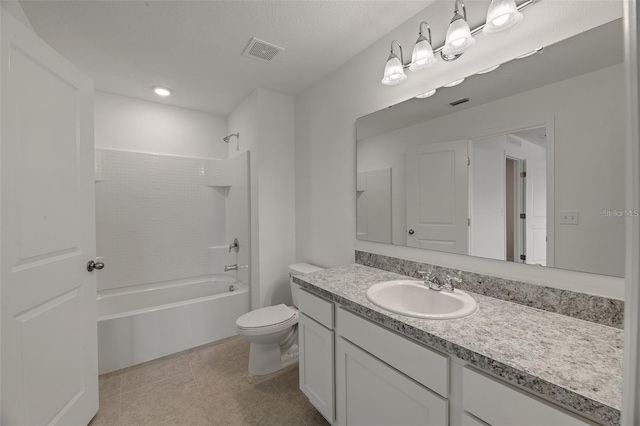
<box><xmin>289</xmin><ymin>263</ymin><xmax>324</xmax><ymax>307</ymax></box>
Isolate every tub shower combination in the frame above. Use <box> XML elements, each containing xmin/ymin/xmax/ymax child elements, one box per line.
<box><xmin>97</xmin><ymin>275</ymin><xmax>248</xmax><ymax>373</ymax></box>
<box><xmin>95</xmin><ymin>149</ymin><xmax>250</xmax><ymax>374</ymax></box>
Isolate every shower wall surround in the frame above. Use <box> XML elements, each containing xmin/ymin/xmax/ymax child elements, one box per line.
<box><xmin>96</xmin><ymin>149</ymin><xmax>249</xmax><ymax>291</ymax></box>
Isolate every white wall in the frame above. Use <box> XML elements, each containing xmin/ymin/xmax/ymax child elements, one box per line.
<box><xmin>0</xmin><ymin>0</ymin><xmax>33</xmax><ymax>31</ymax></box>
<box><xmin>93</xmin><ymin>91</ymin><xmax>243</xmax><ymax>291</ymax></box>
<box><xmin>229</xmin><ymin>89</ymin><xmax>296</xmax><ymax>309</ymax></box>
<box><xmin>471</xmin><ymin>135</ymin><xmax>508</xmax><ymax>261</ymax></box>
<box><xmin>294</xmin><ymin>1</ymin><xmax>625</xmax><ymax>298</ymax></box>
<box><xmin>94</xmin><ymin>91</ymin><xmax>228</xmax><ymax>158</ymax></box>
<box><xmin>225</xmin><ymin>152</ymin><xmax>251</xmax><ymax>287</ymax></box>
<box><xmin>95</xmin><ymin>150</ymin><xmax>229</xmax><ymax>291</ymax></box>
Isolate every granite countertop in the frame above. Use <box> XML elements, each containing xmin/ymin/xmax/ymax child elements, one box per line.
<box><xmin>293</xmin><ymin>264</ymin><xmax>623</xmax><ymax>426</ymax></box>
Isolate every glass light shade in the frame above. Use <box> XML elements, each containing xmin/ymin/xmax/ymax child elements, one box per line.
<box><xmin>517</xmin><ymin>47</ymin><xmax>543</xmax><ymax>59</ymax></box>
<box><xmin>442</xmin><ymin>16</ymin><xmax>475</xmax><ymax>56</ymax></box>
<box><xmin>477</xmin><ymin>64</ymin><xmax>500</xmax><ymax>74</ymax></box>
<box><xmin>409</xmin><ymin>37</ymin><xmax>436</xmax><ymax>71</ymax></box>
<box><xmin>443</xmin><ymin>78</ymin><xmax>465</xmax><ymax>87</ymax></box>
<box><xmin>381</xmin><ymin>54</ymin><xmax>407</xmax><ymax>85</ymax></box>
<box><xmin>416</xmin><ymin>89</ymin><xmax>436</xmax><ymax>99</ymax></box>
<box><xmin>483</xmin><ymin>0</ymin><xmax>523</xmax><ymax>36</ymax></box>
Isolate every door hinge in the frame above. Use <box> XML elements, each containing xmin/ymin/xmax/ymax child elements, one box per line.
<box><xmin>520</xmin><ymin>171</ymin><xmax>527</xmax><ymax>178</ymax></box>
<box><xmin>467</xmin><ymin>157</ymin><xmax>471</xmax><ymax>166</ymax></box>
<box><xmin>468</xmin><ymin>218</ymin><xmax>471</xmax><ymax>226</ymax></box>
<box><xmin>520</xmin><ymin>213</ymin><xmax>526</xmax><ymax>219</ymax></box>
<box><xmin>520</xmin><ymin>254</ymin><xmax>526</xmax><ymax>261</ymax></box>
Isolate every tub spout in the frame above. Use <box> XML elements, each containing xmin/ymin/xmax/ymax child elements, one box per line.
<box><xmin>224</xmin><ymin>264</ymin><xmax>238</xmax><ymax>272</ymax></box>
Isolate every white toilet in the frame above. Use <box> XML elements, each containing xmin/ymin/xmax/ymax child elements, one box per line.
<box><xmin>235</xmin><ymin>263</ymin><xmax>324</xmax><ymax>375</ymax></box>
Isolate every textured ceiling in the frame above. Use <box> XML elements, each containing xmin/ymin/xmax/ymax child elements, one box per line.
<box><xmin>21</xmin><ymin>0</ymin><xmax>434</xmax><ymax>116</ymax></box>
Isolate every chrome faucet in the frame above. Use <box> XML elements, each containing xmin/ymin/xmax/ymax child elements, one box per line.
<box><xmin>418</xmin><ymin>270</ymin><xmax>461</xmax><ymax>293</ymax></box>
<box><xmin>224</xmin><ymin>264</ymin><xmax>238</xmax><ymax>272</ymax></box>
<box><xmin>442</xmin><ymin>275</ymin><xmax>462</xmax><ymax>293</ymax></box>
<box><xmin>418</xmin><ymin>270</ymin><xmax>441</xmax><ymax>291</ymax></box>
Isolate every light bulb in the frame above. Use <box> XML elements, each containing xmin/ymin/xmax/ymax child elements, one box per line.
<box><xmin>152</xmin><ymin>86</ymin><xmax>172</xmax><ymax>97</ymax></box>
<box><xmin>443</xmin><ymin>78</ymin><xmax>465</xmax><ymax>87</ymax></box>
<box><xmin>483</xmin><ymin>0</ymin><xmax>523</xmax><ymax>36</ymax></box>
<box><xmin>381</xmin><ymin>54</ymin><xmax>407</xmax><ymax>86</ymax></box>
<box><xmin>416</xmin><ymin>89</ymin><xmax>436</xmax><ymax>99</ymax></box>
<box><xmin>410</xmin><ymin>37</ymin><xmax>436</xmax><ymax>71</ymax></box>
<box><xmin>443</xmin><ymin>16</ymin><xmax>475</xmax><ymax>56</ymax></box>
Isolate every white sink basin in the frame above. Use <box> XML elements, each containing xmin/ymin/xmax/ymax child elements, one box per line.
<box><xmin>366</xmin><ymin>280</ymin><xmax>478</xmax><ymax>320</ymax></box>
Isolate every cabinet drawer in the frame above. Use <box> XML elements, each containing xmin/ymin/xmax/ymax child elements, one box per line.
<box><xmin>299</xmin><ymin>289</ymin><xmax>334</xmax><ymax>329</ymax></box>
<box><xmin>337</xmin><ymin>308</ymin><xmax>448</xmax><ymax>397</ymax></box>
<box><xmin>463</xmin><ymin>367</ymin><xmax>595</xmax><ymax>426</ymax></box>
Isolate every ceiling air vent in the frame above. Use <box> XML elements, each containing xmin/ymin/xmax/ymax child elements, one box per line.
<box><xmin>450</xmin><ymin>98</ymin><xmax>470</xmax><ymax>106</ymax></box>
<box><xmin>242</xmin><ymin>38</ymin><xmax>284</xmax><ymax>63</ymax></box>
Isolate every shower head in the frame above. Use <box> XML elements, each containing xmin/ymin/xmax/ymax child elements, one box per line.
<box><xmin>223</xmin><ymin>133</ymin><xmax>240</xmax><ymax>151</ymax></box>
<box><xmin>223</xmin><ymin>133</ymin><xmax>239</xmax><ymax>143</ymax></box>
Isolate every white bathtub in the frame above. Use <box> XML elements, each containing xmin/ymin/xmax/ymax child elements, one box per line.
<box><xmin>97</xmin><ymin>275</ymin><xmax>249</xmax><ymax>374</ymax></box>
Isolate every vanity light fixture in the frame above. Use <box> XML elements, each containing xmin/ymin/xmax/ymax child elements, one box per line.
<box><xmin>477</xmin><ymin>64</ymin><xmax>501</xmax><ymax>74</ymax></box>
<box><xmin>443</xmin><ymin>78</ymin><xmax>465</xmax><ymax>87</ymax></box>
<box><xmin>152</xmin><ymin>86</ymin><xmax>173</xmax><ymax>97</ymax></box>
<box><xmin>379</xmin><ymin>0</ymin><xmax>538</xmax><ymax>86</ymax></box>
<box><xmin>416</xmin><ymin>89</ymin><xmax>437</xmax><ymax>99</ymax></box>
<box><xmin>483</xmin><ymin>0</ymin><xmax>523</xmax><ymax>36</ymax></box>
<box><xmin>381</xmin><ymin>40</ymin><xmax>407</xmax><ymax>86</ymax></box>
<box><xmin>409</xmin><ymin>21</ymin><xmax>437</xmax><ymax>71</ymax></box>
<box><xmin>442</xmin><ymin>0</ymin><xmax>475</xmax><ymax>60</ymax></box>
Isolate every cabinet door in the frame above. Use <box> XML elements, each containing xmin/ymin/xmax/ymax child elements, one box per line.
<box><xmin>336</xmin><ymin>337</ymin><xmax>448</xmax><ymax>426</ymax></box>
<box><xmin>299</xmin><ymin>313</ymin><xmax>334</xmax><ymax>423</ymax></box>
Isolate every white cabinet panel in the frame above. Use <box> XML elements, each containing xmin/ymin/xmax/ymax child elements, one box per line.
<box><xmin>299</xmin><ymin>289</ymin><xmax>334</xmax><ymax>329</ymax></box>
<box><xmin>337</xmin><ymin>308</ymin><xmax>448</xmax><ymax>397</ymax></box>
<box><xmin>463</xmin><ymin>367</ymin><xmax>595</xmax><ymax>426</ymax></box>
<box><xmin>299</xmin><ymin>313</ymin><xmax>334</xmax><ymax>423</ymax></box>
<box><xmin>462</xmin><ymin>412</ymin><xmax>490</xmax><ymax>426</ymax></box>
<box><xmin>337</xmin><ymin>337</ymin><xmax>447</xmax><ymax>426</ymax></box>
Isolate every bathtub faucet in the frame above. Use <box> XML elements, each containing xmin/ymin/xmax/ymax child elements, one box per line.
<box><xmin>224</xmin><ymin>264</ymin><xmax>238</xmax><ymax>272</ymax></box>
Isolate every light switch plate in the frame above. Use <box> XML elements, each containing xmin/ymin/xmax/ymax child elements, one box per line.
<box><xmin>560</xmin><ymin>210</ymin><xmax>579</xmax><ymax>225</ymax></box>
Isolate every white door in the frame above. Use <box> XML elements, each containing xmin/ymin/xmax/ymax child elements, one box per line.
<box><xmin>525</xmin><ymin>160</ymin><xmax>547</xmax><ymax>265</ymax></box>
<box><xmin>1</xmin><ymin>12</ymin><xmax>98</xmax><ymax>425</ymax></box>
<box><xmin>406</xmin><ymin>140</ymin><xmax>469</xmax><ymax>254</ymax></box>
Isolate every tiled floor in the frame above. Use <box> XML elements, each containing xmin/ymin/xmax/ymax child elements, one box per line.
<box><xmin>90</xmin><ymin>336</ymin><xmax>330</xmax><ymax>426</ymax></box>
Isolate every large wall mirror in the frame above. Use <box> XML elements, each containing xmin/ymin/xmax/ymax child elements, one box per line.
<box><xmin>356</xmin><ymin>19</ymin><xmax>625</xmax><ymax>277</ymax></box>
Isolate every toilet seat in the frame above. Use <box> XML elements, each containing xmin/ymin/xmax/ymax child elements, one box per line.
<box><xmin>236</xmin><ymin>304</ymin><xmax>298</xmax><ymax>336</ymax></box>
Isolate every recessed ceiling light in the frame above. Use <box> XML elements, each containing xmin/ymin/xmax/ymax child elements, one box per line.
<box><xmin>416</xmin><ymin>89</ymin><xmax>437</xmax><ymax>99</ymax></box>
<box><xmin>477</xmin><ymin>64</ymin><xmax>500</xmax><ymax>74</ymax></box>
<box><xmin>152</xmin><ymin>86</ymin><xmax>173</xmax><ymax>97</ymax></box>
<box><xmin>516</xmin><ymin>47</ymin><xmax>543</xmax><ymax>59</ymax></box>
<box><xmin>443</xmin><ymin>78</ymin><xmax>465</xmax><ymax>87</ymax></box>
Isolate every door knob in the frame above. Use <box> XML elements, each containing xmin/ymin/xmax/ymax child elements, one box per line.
<box><xmin>408</xmin><ymin>229</ymin><xmax>415</xmax><ymax>235</ymax></box>
<box><xmin>87</xmin><ymin>260</ymin><xmax>105</xmax><ymax>272</ymax></box>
